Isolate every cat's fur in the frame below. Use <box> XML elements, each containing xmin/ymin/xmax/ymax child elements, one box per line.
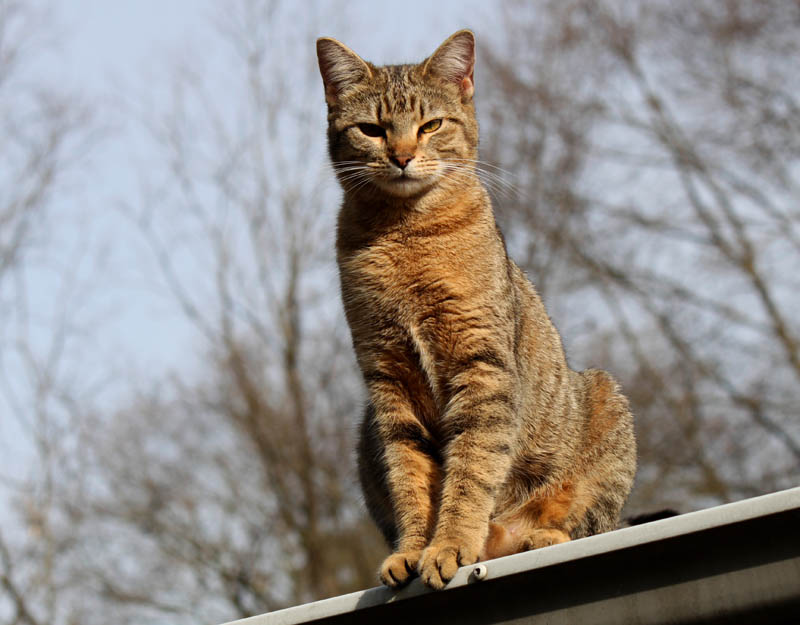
<box><xmin>316</xmin><ymin>30</ymin><xmax>636</xmax><ymax>591</ymax></box>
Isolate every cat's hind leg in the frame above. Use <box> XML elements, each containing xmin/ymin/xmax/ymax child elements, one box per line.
<box><xmin>481</xmin><ymin>481</ymin><xmax>585</xmax><ymax>560</ymax></box>
<box><xmin>481</xmin><ymin>378</ymin><xmax>635</xmax><ymax>560</ymax></box>
<box><xmin>481</xmin><ymin>521</ymin><xmax>569</xmax><ymax>560</ymax></box>
<box><xmin>565</xmin><ymin>369</ymin><xmax>636</xmax><ymax>539</ymax></box>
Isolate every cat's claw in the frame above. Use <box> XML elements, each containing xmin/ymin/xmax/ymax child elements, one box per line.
<box><xmin>418</xmin><ymin>541</ymin><xmax>479</xmax><ymax>590</ymax></box>
<box><xmin>379</xmin><ymin>551</ymin><xmax>421</xmax><ymax>588</ymax></box>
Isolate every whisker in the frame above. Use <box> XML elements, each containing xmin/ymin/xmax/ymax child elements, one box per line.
<box><xmin>331</xmin><ymin>159</ymin><xmax>367</xmax><ymax>166</ymax></box>
<box><xmin>339</xmin><ymin>174</ymin><xmax>373</xmax><ymax>188</ymax></box>
<box><xmin>477</xmin><ymin>170</ymin><xmax>518</xmax><ymax>192</ymax></box>
<box><xmin>443</xmin><ymin>158</ymin><xmax>517</xmax><ymax>177</ymax></box>
<box><xmin>441</xmin><ymin>158</ymin><xmax>520</xmax><ymax>186</ymax></box>
<box><xmin>439</xmin><ymin>160</ymin><xmax>523</xmax><ymax>202</ymax></box>
<box><xmin>330</xmin><ymin>157</ymin><xmax>525</xmax><ymax>202</ymax></box>
<box><xmin>336</xmin><ymin>169</ymin><xmax>369</xmax><ymax>180</ymax></box>
<box><xmin>334</xmin><ymin>170</ymin><xmax>370</xmax><ymax>180</ymax></box>
<box><xmin>336</xmin><ymin>168</ymin><xmax>370</xmax><ymax>178</ymax></box>
<box><xmin>475</xmin><ymin>169</ymin><xmax>525</xmax><ymax>201</ymax></box>
<box><xmin>345</xmin><ymin>171</ymin><xmax>377</xmax><ymax>193</ymax></box>
<box><xmin>331</xmin><ymin>165</ymin><xmax>368</xmax><ymax>173</ymax></box>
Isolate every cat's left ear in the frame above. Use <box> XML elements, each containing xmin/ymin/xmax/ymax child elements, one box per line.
<box><xmin>423</xmin><ymin>30</ymin><xmax>475</xmax><ymax>101</ymax></box>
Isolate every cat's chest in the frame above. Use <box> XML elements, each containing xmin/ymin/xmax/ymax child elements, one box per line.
<box><xmin>341</xmin><ymin>238</ymin><xmax>465</xmax><ymax>409</ymax></box>
<box><xmin>340</xmin><ymin>237</ymin><xmax>459</xmax><ymax>322</ymax></box>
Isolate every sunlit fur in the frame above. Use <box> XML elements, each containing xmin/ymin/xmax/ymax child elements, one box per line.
<box><xmin>318</xmin><ymin>30</ymin><xmax>636</xmax><ymax>591</ymax></box>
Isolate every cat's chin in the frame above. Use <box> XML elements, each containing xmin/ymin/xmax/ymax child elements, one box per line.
<box><xmin>374</xmin><ymin>176</ymin><xmax>435</xmax><ymax>198</ymax></box>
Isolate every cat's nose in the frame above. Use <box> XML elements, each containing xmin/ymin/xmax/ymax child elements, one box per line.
<box><xmin>391</xmin><ymin>154</ymin><xmax>415</xmax><ymax>169</ymax></box>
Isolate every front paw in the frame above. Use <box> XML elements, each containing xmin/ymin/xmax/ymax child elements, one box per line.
<box><xmin>418</xmin><ymin>540</ymin><xmax>480</xmax><ymax>590</ymax></box>
<box><xmin>379</xmin><ymin>550</ymin><xmax>422</xmax><ymax>588</ymax></box>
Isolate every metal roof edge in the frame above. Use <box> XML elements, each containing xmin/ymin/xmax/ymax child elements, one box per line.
<box><xmin>221</xmin><ymin>485</ymin><xmax>800</xmax><ymax>625</ymax></box>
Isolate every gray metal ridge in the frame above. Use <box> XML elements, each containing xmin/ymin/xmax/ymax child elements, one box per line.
<box><xmin>220</xmin><ymin>485</ymin><xmax>800</xmax><ymax>625</ymax></box>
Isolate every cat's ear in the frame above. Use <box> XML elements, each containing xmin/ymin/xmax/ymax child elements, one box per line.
<box><xmin>316</xmin><ymin>37</ymin><xmax>372</xmax><ymax>106</ymax></box>
<box><xmin>423</xmin><ymin>30</ymin><xmax>475</xmax><ymax>101</ymax></box>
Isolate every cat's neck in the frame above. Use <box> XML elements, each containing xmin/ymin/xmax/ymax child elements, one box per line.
<box><xmin>337</xmin><ymin>175</ymin><xmax>491</xmax><ymax>252</ymax></box>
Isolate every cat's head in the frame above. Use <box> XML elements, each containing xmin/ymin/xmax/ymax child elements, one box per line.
<box><xmin>316</xmin><ymin>30</ymin><xmax>479</xmax><ymax>199</ymax></box>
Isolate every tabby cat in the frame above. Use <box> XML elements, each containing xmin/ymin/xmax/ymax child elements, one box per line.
<box><xmin>316</xmin><ymin>30</ymin><xmax>636</xmax><ymax>591</ymax></box>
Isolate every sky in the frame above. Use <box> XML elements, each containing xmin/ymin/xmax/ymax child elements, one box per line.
<box><xmin>26</xmin><ymin>0</ymin><xmax>501</xmax><ymax>371</ymax></box>
<box><xmin>3</xmin><ymin>3</ymin><xmax>798</xmax><ymax>607</ymax></box>
<box><xmin>0</xmin><ymin>0</ymin><xmax>503</xmax><ymax>498</ymax></box>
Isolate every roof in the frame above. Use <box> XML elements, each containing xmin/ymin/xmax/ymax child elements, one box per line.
<box><xmin>222</xmin><ymin>486</ymin><xmax>800</xmax><ymax>625</ymax></box>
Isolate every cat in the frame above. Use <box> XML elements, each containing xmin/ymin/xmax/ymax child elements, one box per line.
<box><xmin>316</xmin><ymin>30</ymin><xmax>636</xmax><ymax>591</ymax></box>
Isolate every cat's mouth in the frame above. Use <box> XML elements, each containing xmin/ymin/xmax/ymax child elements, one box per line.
<box><xmin>379</xmin><ymin>173</ymin><xmax>433</xmax><ymax>196</ymax></box>
<box><xmin>361</xmin><ymin>161</ymin><xmax>441</xmax><ymax>197</ymax></box>
<box><xmin>389</xmin><ymin>164</ymin><xmax>417</xmax><ymax>180</ymax></box>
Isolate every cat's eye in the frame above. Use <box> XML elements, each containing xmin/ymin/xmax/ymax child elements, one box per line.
<box><xmin>357</xmin><ymin>123</ymin><xmax>386</xmax><ymax>138</ymax></box>
<box><xmin>419</xmin><ymin>119</ymin><xmax>442</xmax><ymax>134</ymax></box>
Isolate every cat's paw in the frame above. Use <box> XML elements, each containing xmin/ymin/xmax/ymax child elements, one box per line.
<box><xmin>418</xmin><ymin>540</ymin><xmax>479</xmax><ymax>590</ymax></box>
<box><xmin>379</xmin><ymin>550</ymin><xmax>422</xmax><ymax>588</ymax></box>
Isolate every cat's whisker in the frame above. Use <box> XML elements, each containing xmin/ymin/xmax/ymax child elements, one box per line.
<box><xmin>332</xmin><ymin>168</ymin><xmax>369</xmax><ymax>178</ymax></box>
<box><xmin>331</xmin><ymin>159</ymin><xmax>368</xmax><ymax>166</ymax></box>
<box><xmin>442</xmin><ymin>156</ymin><xmax>517</xmax><ymax>178</ymax></box>
<box><xmin>438</xmin><ymin>162</ymin><xmax>516</xmax><ymax>201</ymax></box>
<box><xmin>330</xmin><ymin>163</ymin><xmax>369</xmax><ymax>175</ymax></box>
<box><xmin>438</xmin><ymin>162</ymin><xmax>478</xmax><ymax>183</ymax></box>
<box><xmin>336</xmin><ymin>167</ymin><xmax>369</xmax><ymax>177</ymax></box>
<box><xmin>474</xmin><ymin>169</ymin><xmax>525</xmax><ymax>201</ymax></box>
<box><xmin>447</xmin><ymin>158</ymin><xmax>515</xmax><ymax>175</ymax></box>
<box><xmin>336</xmin><ymin>173</ymin><xmax>371</xmax><ymax>183</ymax></box>
<box><xmin>346</xmin><ymin>173</ymin><xmax>377</xmax><ymax>194</ymax></box>
<box><xmin>441</xmin><ymin>157</ymin><xmax>521</xmax><ymax>190</ymax></box>
<box><xmin>337</xmin><ymin>174</ymin><xmax>371</xmax><ymax>187</ymax></box>
<box><xmin>336</xmin><ymin>168</ymin><xmax>375</xmax><ymax>189</ymax></box>
<box><xmin>343</xmin><ymin>179</ymin><xmax>374</xmax><ymax>194</ymax></box>
<box><xmin>330</xmin><ymin>166</ymin><xmax>364</xmax><ymax>172</ymax></box>
<box><xmin>444</xmin><ymin>157</ymin><xmax>518</xmax><ymax>178</ymax></box>
<box><xmin>476</xmin><ymin>171</ymin><xmax>518</xmax><ymax>198</ymax></box>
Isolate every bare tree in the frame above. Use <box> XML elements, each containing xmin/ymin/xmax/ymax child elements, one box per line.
<box><xmin>8</xmin><ymin>2</ymin><xmax>800</xmax><ymax>623</ymax></box>
<box><xmin>29</xmin><ymin>2</ymin><xmax>384</xmax><ymax>623</ymax></box>
<box><xmin>0</xmin><ymin>2</ymin><xmax>102</xmax><ymax>625</ymax></box>
<box><xmin>483</xmin><ymin>0</ymin><xmax>800</xmax><ymax>511</ymax></box>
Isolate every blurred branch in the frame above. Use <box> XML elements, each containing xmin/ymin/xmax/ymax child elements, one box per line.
<box><xmin>487</xmin><ymin>0</ymin><xmax>800</xmax><ymax>507</ymax></box>
<box><xmin>0</xmin><ymin>531</ymin><xmax>43</xmax><ymax>625</ymax></box>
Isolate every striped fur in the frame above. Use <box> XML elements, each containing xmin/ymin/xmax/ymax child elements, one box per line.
<box><xmin>317</xmin><ymin>30</ymin><xmax>636</xmax><ymax>590</ymax></box>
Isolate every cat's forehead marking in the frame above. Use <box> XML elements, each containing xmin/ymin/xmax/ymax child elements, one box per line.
<box><xmin>375</xmin><ymin>65</ymin><xmax>423</xmax><ymax>117</ymax></box>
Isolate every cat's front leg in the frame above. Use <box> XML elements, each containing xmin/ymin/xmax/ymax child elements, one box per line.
<box><xmin>376</xmin><ymin>420</ymin><xmax>442</xmax><ymax>588</ymax></box>
<box><xmin>360</xmin><ymin>383</ymin><xmax>442</xmax><ymax>588</ymax></box>
<box><xmin>418</xmin><ymin>365</ymin><xmax>517</xmax><ymax>589</ymax></box>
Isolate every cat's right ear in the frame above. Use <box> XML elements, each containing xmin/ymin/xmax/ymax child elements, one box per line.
<box><xmin>316</xmin><ymin>37</ymin><xmax>372</xmax><ymax>107</ymax></box>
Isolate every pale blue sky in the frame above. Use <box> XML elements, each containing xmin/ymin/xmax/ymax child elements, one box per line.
<box><xmin>32</xmin><ymin>0</ymin><xmax>500</xmax><ymax>370</ymax></box>
<box><xmin>0</xmin><ymin>0</ymin><xmax>502</xmax><ymax>489</ymax></box>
